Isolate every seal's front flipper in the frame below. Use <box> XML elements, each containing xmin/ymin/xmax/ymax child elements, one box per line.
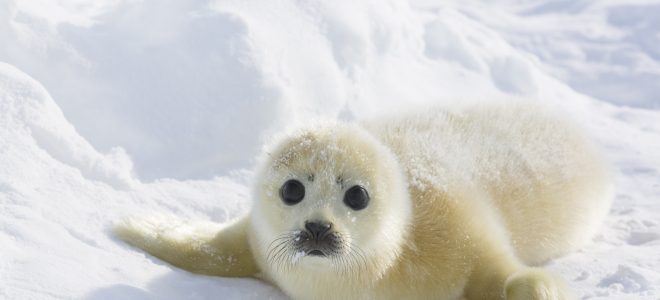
<box><xmin>113</xmin><ymin>215</ymin><xmax>259</xmax><ymax>277</ymax></box>
<box><xmin>505</xmin><ymin>268</ymin><xmax>572</xmax><ymax>300</ymax></box>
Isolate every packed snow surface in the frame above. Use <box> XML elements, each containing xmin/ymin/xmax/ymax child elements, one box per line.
<box><xmin>1</xmin><ymin>0</ymin><xmax>659</xmax><ymax>299</ymax></box>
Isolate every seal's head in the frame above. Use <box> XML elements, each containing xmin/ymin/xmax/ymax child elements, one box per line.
<box><xmin>251</xmin><ymin>122</ymin><xmax>411</xmax><ymax>281</ymax></box>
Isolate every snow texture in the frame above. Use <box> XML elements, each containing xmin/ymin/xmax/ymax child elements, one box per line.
<box><xmin>1</xmin><ymin>0</ymin><xmax>659</xmax><ymax>299</ymax></box>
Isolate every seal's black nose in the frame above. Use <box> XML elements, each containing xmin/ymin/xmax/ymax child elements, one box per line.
<box><xmin>305</xmin><ymin>221</ymin><xmax>332</xmax><ymax>238</ymax></box>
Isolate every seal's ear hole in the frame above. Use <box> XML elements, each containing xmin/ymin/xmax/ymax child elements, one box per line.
<box><xmin>344</xmin><ymin>185</ymin><xmax>370</xmax><ymax>210</ymax></box>
<box><xmin>280</xmin><ymin>179</ymin><xmax>305</xmax><ymax>205</ymax></box>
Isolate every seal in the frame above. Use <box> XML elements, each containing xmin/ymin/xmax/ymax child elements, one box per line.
<box><xmin>114</xmin><ymin>102</ymin><xmax>612</xmax><ymax>299</ymax></box>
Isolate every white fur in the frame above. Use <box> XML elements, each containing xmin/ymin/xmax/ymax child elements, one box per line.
<box><xmin>115</xmin><ymin>102</ymin><xmax>612</xmax><ymax>300</ymax></box>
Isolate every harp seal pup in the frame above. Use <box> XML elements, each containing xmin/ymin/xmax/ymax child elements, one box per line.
<box><xmin>114</xmin><ymin>102</ymin><xmax>612</xmax><ymax>300</ymax></box>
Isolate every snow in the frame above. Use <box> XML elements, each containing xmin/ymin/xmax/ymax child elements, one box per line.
<box><xmin>1</xmin><ymin>0</ymin><xmax>659</xmax><ymax>299</ymax></box>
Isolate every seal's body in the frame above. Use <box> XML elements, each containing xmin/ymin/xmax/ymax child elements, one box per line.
<box><xmin>116</xmin><ymin>103</ymin><xmax>612</xmax><ymax>300</ymax></box>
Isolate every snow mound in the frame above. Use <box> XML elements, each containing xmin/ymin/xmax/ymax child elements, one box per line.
<box><xmin>3</xmin><ymin>0</ymin><xmax>560</xmax><ymax>181</ymax></box>
<box><xmin>0</xmin><ymin>62</ymin><xmax>135</xmax><ymax>188</ymax></box>
<box><xmin>0</xmin><ymin>63</ymin><xmax>281</xmax><ymax>299</ymax></box>
<box><xmin>431</xmin><ymin>1</ymin><xmax>660</xmax><ymax>109</ymax></box>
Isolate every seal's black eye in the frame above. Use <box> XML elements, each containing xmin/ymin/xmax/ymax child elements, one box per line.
<box><xmin>280</xmin><ymin>179</ymin><xmax>305</xmax><ymax>205</ymax></box>
<box><xmin>344</xmin><ymin>185</ymin><xmax>370</xmax><ymax>210</ymax></box>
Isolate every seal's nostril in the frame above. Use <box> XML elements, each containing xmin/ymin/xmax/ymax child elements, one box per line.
<box><xmin>305</xmin><ymin>221</ymin><xmax>332</xmax><ymax>238</ymax></box>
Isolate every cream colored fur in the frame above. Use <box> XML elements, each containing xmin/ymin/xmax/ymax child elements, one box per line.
<box><xmin>115</xmin><ymin>102</ymin><xmax>612</xmax><ymax>300</ymax></box>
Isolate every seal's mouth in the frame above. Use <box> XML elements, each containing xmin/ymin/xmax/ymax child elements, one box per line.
<box><xmin>307</xmin><ymin>249</ymin><xmax>325</xmax><ymax>256</ymax></box>
<box><xmin>291</xmin><ymin>229</ymin><xmax>341</xmax><ymax>258</ymax></box>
